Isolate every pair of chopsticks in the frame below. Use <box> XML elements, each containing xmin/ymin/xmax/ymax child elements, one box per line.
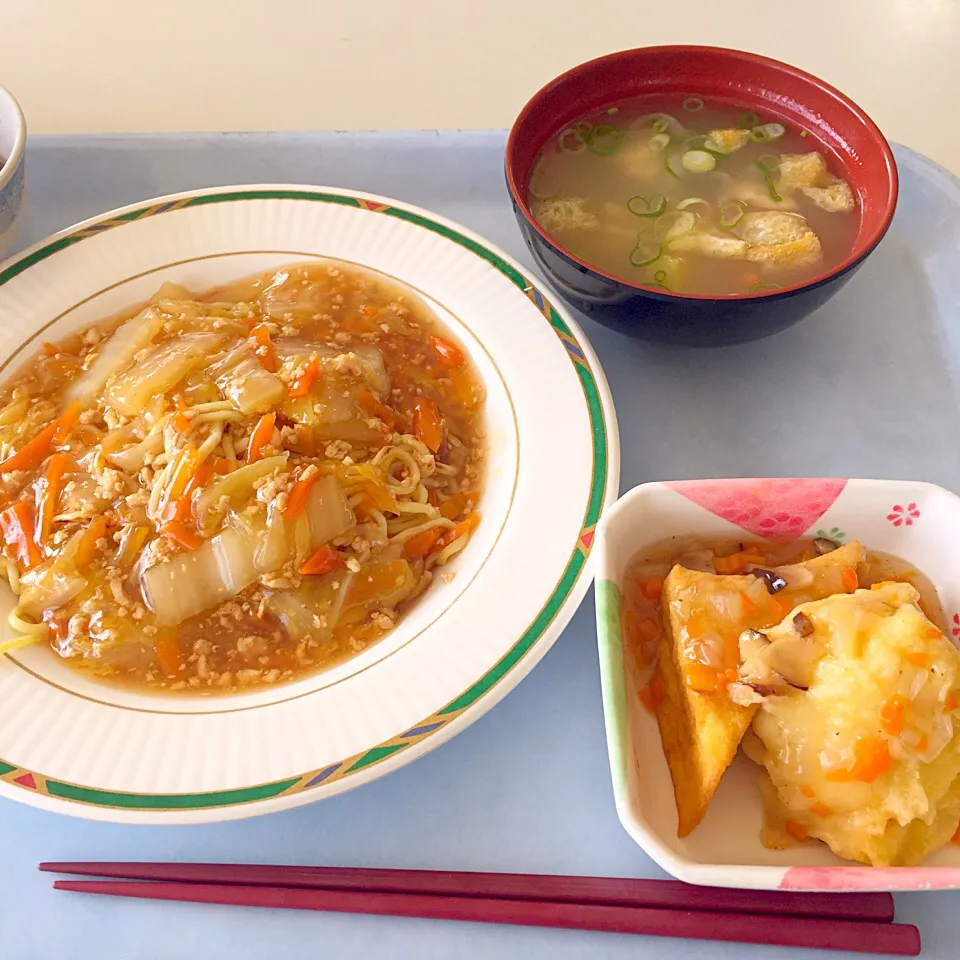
<box><xmin>41</xmin><ymin>862</ymin><xmax>920</xmax><ymax>955</ymax></box>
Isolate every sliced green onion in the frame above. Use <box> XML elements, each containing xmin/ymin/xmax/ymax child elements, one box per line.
<box><xmin>683</xmin><ymin>97</ymin><xmax>705</xmax><ymax>112</ymax></box>
<box><xmin>756</xmin><ymin>159</ymin><xmax>782</xmax><ymax>202</ymax></box>
<box><xmin>748</xmin><ymin>281</ymin><xmax>783</xmax><ymax>294</ymax></box>
<box><xmin>681</xmin><ymin>149</ymin><xmax>716</xmax><ymax>173</ymax></box>
<box><xmin>738</xmin><ymin>111</ymin><xmax>760</xmax><ymax>129</ymax></box>
<box><xmin>652</xmin><ymin>117</ymin><xmax>671</xmax><ymax>135</ymax></box>
<box><xmin>587</xmin><ymin>124</ymin><xmax>624</xmax><ymax>155</ymax></box>
<box><xmin>654</xmin><ymin>269</ymin><xmax>667</xmax><ymax>282</ymax></box>
<box><xmin>751</xmin><ymin>122</ymin><xmax>786</xmax><ymax>142</ymax></box>
<box><xmin>607</xmin><ymin>106</ymin><xmax>620</xmax><ymax>115</ymax></box>
<box><xmin>558</xmin><ymin>128</ymin><xmax>587</xmax><ymax>154</ymax></box>
<box><xmin>681</xmin><ymin>134</ymin><xmax>710</xmax><ymax>152</ymax></box>
<box><xmin>654</xmin><ymin>210</ymin><xmax>698</xmax><ymax>242</ymax></box>
<box><xmin>758</xmin><ymin>153</ymin><xmax>782</xmax><ymax>170</ymax></box>
<box><xmin>676</xmin><ymin>197</ymin><xmax>711</xmax><ymax>213</ymax></box>
<box><xmin>718</xmin><ymin>199</ymin><xmax>746</xmax><ymax>229</ymax></box>
<box><xmin>664</xmin><ymin>151</ymin><xmax>682</xmax><ymax>178</ymax></box>
<box><xmin>627</xmin><ymin>195</ymin><xmax>667</xmax><ymax>218</ymax></box>
<box><xmin>630</xmin><ymin>238</ymin><xmax>662</xmax><ymax>268</ymax></box>
<box><xmin>574</xmin><ymin>121</ymin><xmax>594</xmax><ymax>137</ymax></box>
<box><xmin>649</xmin><ymin>132</ymin><xmax>671</xmax><ymax>152</ymax></box>
<box><xmin>529</xmin><ymin>156</ymin><xmax>558</xmax><ymax>200</ymax></box>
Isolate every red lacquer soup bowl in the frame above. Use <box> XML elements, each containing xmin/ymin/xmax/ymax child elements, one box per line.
<box><xmin>505</xmin><ymin>46</ymin><xmax>898</xmax><ymax>347</ymax></box>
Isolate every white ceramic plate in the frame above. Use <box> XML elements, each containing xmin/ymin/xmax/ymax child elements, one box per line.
<box><xmin>596</xmin><ymin>478</ymin><xmax>960</xmax><ymax>891</ymax></box>
<box><xmin>0</xmin><ymin>185</ymin><xmax>619</xmax><ymax>822</ymax></box>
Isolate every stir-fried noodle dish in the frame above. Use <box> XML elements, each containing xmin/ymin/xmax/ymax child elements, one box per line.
<box><xmin>0</xmin><ymin>262</ymin><xmax>485</xmax><ymax>691</ymax></box>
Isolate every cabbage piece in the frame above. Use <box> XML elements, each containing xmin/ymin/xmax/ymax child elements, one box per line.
<box><xmin>193</xmin><ymin>454</ymin><xmax>288</xmax><ymax>527</ymax></box>
<box><xmin>18</xmin><ymin>531</ymin><xmax>87</xmax><ymax>618</ymax></box>
<box><xmin>105</xmin><ymin>333</ymin><xmax>224</xmax><ymax>416</ymax></box>
<box><xmin>141</xmin><ymin>525</ymin><xmax>259</xmax><ymax>626</ymax></box>
<box><xmin>148</xmin><ymin>282</ymin><xmax>192</xmax><ymax>304</ymax></box>
<box><xmin>210</xmin><ymin>343</ymin><xmax>285</xmax><ymax>414</ymax></box>
<box><xmin>255</xmin><ymin>475</ymin><xmax>353</xmax><ymax>575</ymax></box>
<box><xmin>65</xmin><ymin>306</ymin><xmax>165</xmax><ymax>407</ymax></box>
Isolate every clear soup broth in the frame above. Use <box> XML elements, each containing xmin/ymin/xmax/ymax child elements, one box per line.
<box><xmin>528</xmin><ymin>96</ymin><xmax>861</xmax><ymax>297</ymax></box>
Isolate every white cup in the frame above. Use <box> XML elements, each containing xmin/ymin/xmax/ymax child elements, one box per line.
<box><xmin>0</xmin><ymin>83</ymin><xmax>26</xmax><ymax>259</ymax></box>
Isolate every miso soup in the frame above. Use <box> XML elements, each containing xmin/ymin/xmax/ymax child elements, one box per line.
<box><xmin>528</xmin><ymin>96</ymin><xmax>860</xmax><ymax>297</ymax></box>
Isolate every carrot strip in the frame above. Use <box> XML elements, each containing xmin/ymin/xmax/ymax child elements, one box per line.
<box><xmin>300</xmin><ymin>544</ymin><xmax>343</xmax><ymax>576</ymax></box>
<box><xmin>160</xmin><ymin>519</ymin><xmax>202</xmax><ymax>551</ymax></box>
<box><xmin>907</xmin><ymin>652</ymin><xmax>931</xmax><ymax>668</ymax></box>
<box><xmin>362</xmin><ymin>480</ymin><xmax>397</xmax><ymax>515</ymax></box>
<box><xmin>173</xmin><ymin>394</ymin><xmax>191</xmax><ymax>434</ymax></box>
<box><xmin>288</xmin><ymin>353</ymin><xmax>321</xmax><ymax>398</ymax></box>
<box><xmin>413</xmin><ymin>399</ymin><xmax>443</xmax><ymax>453</ymax></box>
<box><xmin>642</xmin><ymin>577</ymin><xmax>664</xmax><ymax>600</ymax></box>
<box><xmin>41</xmin><ymin>342</ymin><xmax>60</xmax><ymax>357</ymax></box>
<box><xmin>250</xmin><ymin>323</ymin><xmax>277</xmax><ymax>373</ymax></box>
<box><xmin>246</xmin><ymin>413</ymin><xmax>276</xmax><ymax>464</ymax></box>
<box><xmin>841</xmin><ymin>568</ymin><xmax>859</xmax><ymax>592</ymax></box>
<box><xmin>432</xmin><ymin>514</ymin><xmax>479</xmax><ymax>554</ymax></box>
<box><xmin>429</xmin><ymin>334</ymin><xmax>465</xmax><ymax>368</ymax></box>
<box><xmin>285</xmin><ymin>469</ymin><xmax>320</xmax><ymax>519</ymax></box>
<box><xmin>438</xmin><ymin>493</ymin><xmax>467</xmax><ymax>521</ymax></box>
<box><xmin>0</xmin><ymin>422</ymin><xmax>57</xmax><ymax>474</ymax></box>
<box><xmin>403</xmin><ymin>527</ymin><xmax>443</xmax><ymax>559</ymax></box>
<box><xmin>0</xmin><ymin>501</ymin><xmax>41</xmax><ymax>569</ymax></box>
<box><xmin>36</xmin><ymin>452</ymin><xmax>71</xmax><ymax>545</ymax></box>
<box><xmin>54</xmin><ymin>400</ymin><xmax>82</xmax><ymax>444</ymax></box>
<box><xmin>162</xmin><ymin>446</ymin><xmax>200</xmax><ymax>515</ymax></box>
<box><xmin>785</xmin><ymin>820</ymin><xmax>808</xmax><ymax>841</ymax></box>
<box><xmin>947</xmin><ymin>691</ymin><xmax>959</xmax><ymax>712</ymax></box>
<box><xmin>155</xmin><ymin>634</ymin><xmax>184</xmax><ymax>677</ymax></box>
<box><xmin>826</xmin><ymin>736</ymin><xmax>892</xmax><ymax>783</ymax></box>
<box><xmin>74</xmin><ymin>515</ymin><xmax>108</xmax><ymax>569</ymax></box>
<box><xmin>358</xmin><ymin>391</ymin><xmax>398</xmax><ymax>431</ymax></box>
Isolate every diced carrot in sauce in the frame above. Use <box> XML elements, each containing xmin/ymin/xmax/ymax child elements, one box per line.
<box><xmin>926</xmin><ymin>627</ymin><xmax>945</xmax><ymax>640</ymax></box>
<box><xmin>841</xmin><ymin>568</ymin><xmax>859</xmax><ymax>592</ymax></box>
<box><xmin>41</xmin><ymin>342</ymin><xmax>60</xmax><ymax>357</ymax></box>
<box><xmin>947</xmin><ymin>691</ymin><xmax>959</xmax><ymax>712</ymax></box>
<box><xmin>638</xmin><ymin>679</ymin><xmax>664</xmax><ymax>713</ymax></box>
<box><xmin>429</xmin><ymin>334</ymin><xmax>464</xmax><ymax>368</ymax></box>
<box><xmin>800</xmin><ymin>785</ymin><xmax>815</xmax><ymax>799</ymax></box>
<box><xmin>684</xmin><ymin>662</ymin><xmax>722</xmax><ymax>693</ymax></box>
<box><xmin>906</xmin><ymin>652</ymin><xmax>931</xmax><ymax>668</ymax></box>
<box><xmin>953</xmin><ymin>821</ymin><xmax>960</xmax><ymax>845</ymax></box>
<box><xmin>155</xmin><ymin>634</ymin><xmax>184</xmax><ymax>677</ymax></box>
<box><xmin>361</xmin><ymin>305</ymin><xmax>379</xmax><ymax>320</ymax></box>
<box><xmin>288</xmin><ymin>353</ymin><xmax>320</xmax><ymax>398</ymax></box>
<box><xmin>449</xmin><ymin>366</ymin><xmax>480</xmax><ymax>408</ymax></box>
<box><xmin>413</xmin><ymin>399</ymin><xmax>443</xmax><ymax>453</ymax></box>
<box><xmin>714</xmin><ymin>551</ymin><xmax>766</xmax><ymax>574</ymax></box>
<box><xmin>811</xmin><ymin>802</ymin><xmax>832</xmax><ymax>818</ymax></box>
<box><xmin>246</xmin><ymin>412</ymin><xmax>276</xmax><ymax>464</ymax></box>
<box><xmin>0</xmin><ymin>501</ymin><xmax>41</xmax><ymax>569</ymax></box>
<box><xmin>642</xmin><ymin>577</ymin><xmax>664</xmax><ymax>600</ymax></box>
<box><xmin>403</xmin><ymin>527</ymin><xmax>443</xmax><ymax>559</ymax></box>
<box><xmin>827</xmin><ymin>736</ymin><xmax>891</xmax><ymax>783</ymax></box>
<box><xmin>300</xmin><ymin>544</ymin><xmax>343</xmax><ymax>576</ymax></box>
<box><xmin>917</xmin><ymin>733</ymin><xmax>929</xmax><ymax>753</ymax></box>
<box><xmin>785</xmin><ymin>820</ymin><xmax>808</xmax><ymax>841</ymax></box>
<box><xmin>249</xmin><ymin>323</ymin><xmax>278</xmax><ymax>373</ymax></box>
<box><xmin>880</xmin><ymin>695</ymin><xmax>907</xmax><ymax>736</ymax></box>
<box><xmin>0</xmin><ymin>422</ymin><xmax>57</xmax><ymax>474</ymax></box>
<box><xmin>741</xmin><ymin>592</ymin><xmax>756</xmax><ymax>614</ymax></box>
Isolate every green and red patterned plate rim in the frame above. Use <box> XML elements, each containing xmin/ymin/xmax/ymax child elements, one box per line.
<box><xmin>595</xmin><ymin>478</ymin><xmax>960</xmax><ymax>890</ymax></box>
<box><xmin>0</xmin><ymin>185</ymin><xmax>620</xmax><ymax>822</ymax></box>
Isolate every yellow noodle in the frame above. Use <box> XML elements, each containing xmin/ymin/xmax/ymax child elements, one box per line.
<box><xmin>435</xmin><ymin>534</ymin><xmax>469</xmax><ymax>565</ymax></box>
<box><xmin>7</xmin><ymin>608</ymin><xmax>47</xmax><ymax>638</ymax></box>
<box><xmin>4</xmin><ymin>558</ymin><xmax>20</xmax><ymax>596</ymax></box>
<box><xmin>388</xmin><ymin>516</ymin><xmax>454</xmax><ymax>545</ymax></box>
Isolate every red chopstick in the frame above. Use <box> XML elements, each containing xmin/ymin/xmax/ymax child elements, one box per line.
<box><xmin>51</xmin><ymin>879</ymin><xmax>920</xmax><ymax>955</ymax></box>
<box><xmin>38</xmin><ymin>862</ymin><xmax>894</xmax><ymax>923</ymax></box>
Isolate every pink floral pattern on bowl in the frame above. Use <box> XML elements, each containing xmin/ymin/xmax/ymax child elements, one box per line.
<box><xmin>665</xmin><ymin>478</ymin><xmax>847</xmax><ymax>539</ymax></box>
<box><xmin>887</xmin><ymin>502</ymin><xmax>921</xmax><ymax>527</ymax></box>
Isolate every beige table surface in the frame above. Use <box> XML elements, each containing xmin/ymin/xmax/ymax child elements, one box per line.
<box><xmin>3</xmin><ymin>0</ymin><xmax>958</xmax><ymax>175</ymax></box>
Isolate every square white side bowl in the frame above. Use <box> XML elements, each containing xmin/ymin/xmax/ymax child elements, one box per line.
<box><xmin>594</xmin><ymin>478</ymin><xmax>960</xmax><ymax>891</ymax></box>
